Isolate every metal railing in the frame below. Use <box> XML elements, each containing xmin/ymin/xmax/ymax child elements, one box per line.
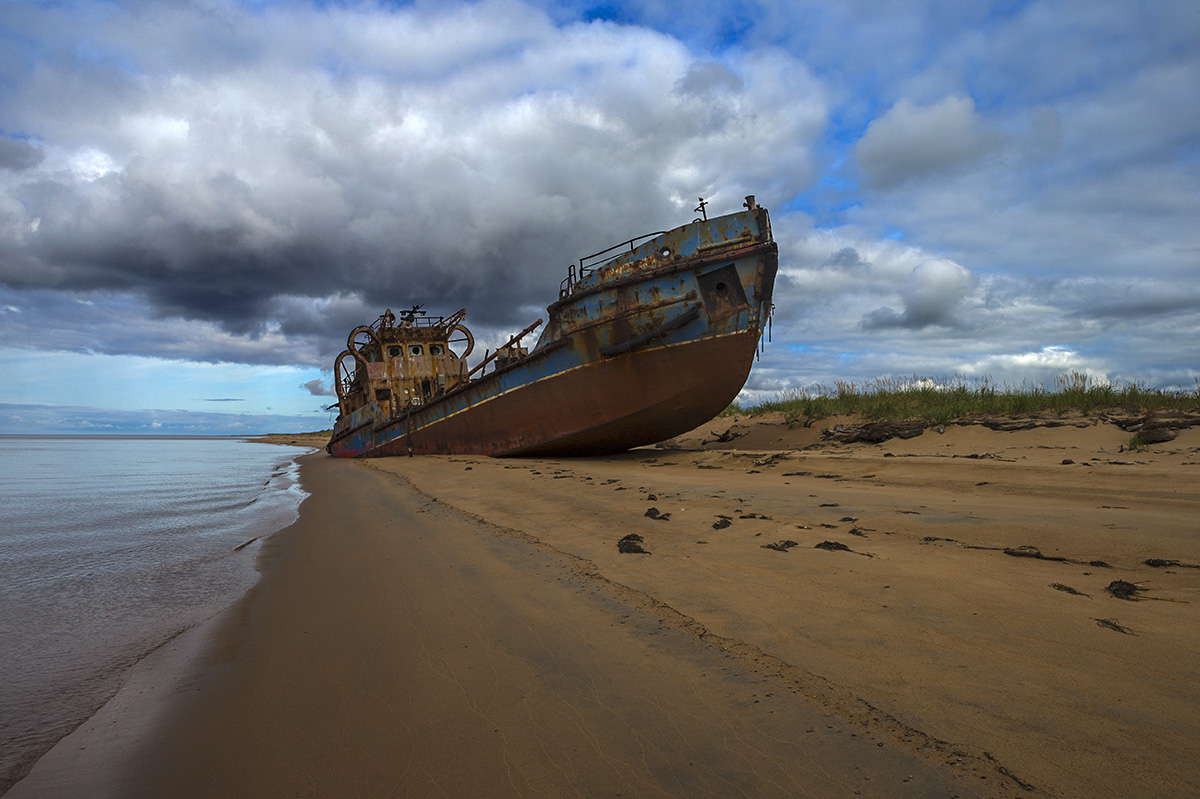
<box><xmin>560</xmin><ymin>230</ymin><xmax>667</xmax><ymax>298</ymax></box>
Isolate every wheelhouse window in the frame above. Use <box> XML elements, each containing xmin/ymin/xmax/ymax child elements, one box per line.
<box><xmin>409</xmin><ymin>344</ymin><xmax>424</xmax><ymax>356</ymax></box>
<box><xmin>429</xmin><ymin>343</ymin><xmax>445</xmax><ymax>356</ymax></box>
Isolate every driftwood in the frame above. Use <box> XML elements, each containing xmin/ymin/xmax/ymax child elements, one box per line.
<box><xmin>823</xmin><ymin>420</ymin><xmax>926</xmax><ymax>444</ymax></box>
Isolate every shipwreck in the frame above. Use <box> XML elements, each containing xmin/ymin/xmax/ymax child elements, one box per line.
<box><xmin>327</xmin><ymin>195</ymin><xmax>778</xmax><ymax>457</ymax></box>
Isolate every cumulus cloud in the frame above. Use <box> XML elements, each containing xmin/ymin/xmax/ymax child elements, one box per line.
<box><xmin>861</xmin><ymin>258</ymin><xmax>974</xmax><ymax>330</ymax></box>
<box><xmin>855</xmin><ymin>96</ymin><xmax>996</xmax><ymax>189</ymax></box>
<box><xmin>0</xmin><ymin>0</ymin><xmax>825</xmax><ymax>362</ymax></box>
<box><xmin>956</xmin><ymin>347</ymin><xmax>1110</xmax><ymax>388</ymax></box>
<box><xmin>745</xmin><ymin>217</ymin><xmax>1198</xmax><ymax>401</ymax></box>
<box><xmin>303</xmin><ymin>378</ymin><xmax>334</xmax><ymax>397</ymax></box>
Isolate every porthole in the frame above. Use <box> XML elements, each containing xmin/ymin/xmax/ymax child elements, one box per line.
<box><xmin>409</xmin><ymin>344</ymin><xmax>423</xmax><ymax>356</ymax></box>
<box><xmin>429</xmin><ymin>343</ymin><xmax>445</xmax><ymax>356</ymax></box>
<box><xmin>388</xmin><ymin>346</ymin><xmax>402</xmax><ymax>357</ymax></box>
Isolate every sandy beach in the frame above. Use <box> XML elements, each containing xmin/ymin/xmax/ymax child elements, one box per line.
<box><xmin>9</xmin><ymin>415</ymin><xmax>1199</xmax><ymax>798</ymax></box>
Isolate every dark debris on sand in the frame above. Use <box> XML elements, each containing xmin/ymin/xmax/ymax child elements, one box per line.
<box><xmin>618</xmin><ymin>533</ymin><xmax>650</xmax><ymax>554</ymax></box>
<box><xmin>704</xmin><ymin>428</ymin><xmax>747</xmax><ymax>445</ymax></box>
<box><xmin>1094</xmin><ymin>618</ymin><xmax>1135</xmax><ymax>635</ymax></box>
<box><xmin>762</xmin><ymin>540</ymin><xmax>800</xmax><ymax>552</ymax></box>
<box><xmin>814</xmin><ymin>540</ymin><xmax>876</xmax><ymax>558</ymax></box>
<box><xmin>1003</xmin><ymin>545</ymin><xmax>1112</xmax><ymax>568</ymax></box>
<box><xmin>814</xmin><ymin>540</ymin><xmax>851</xmax><ymax>552</ymax></box>
<box><xmin>1106</xmin><ymin>580</ymin><xmax>1144</xmax><ymax>600</ymax></box>
<box><xmin>1005</xmin><ymin>545</ymin><xmax>1068</xmax><ymax>563</ymax></box>
<box><xmin>1145</xmin><ymin>558</ymin><xmax>1200</xmax><ymax>569</ymax></box>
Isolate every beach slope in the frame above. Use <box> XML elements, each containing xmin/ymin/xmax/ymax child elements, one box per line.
<box><xmin>9</xmin><ymin>415</ymin><xmax>1198</xmax><ymax>798</ymax></box>
<box><xmin>128</xmin><ymin>453</ymin><xmax>981</xmax><ymax>798</ymax></box>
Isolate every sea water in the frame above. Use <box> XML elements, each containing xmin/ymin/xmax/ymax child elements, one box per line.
<box><xmin>0</xmin><ymin>436</ymin><xmax>311</xmax><ymax>792</ymax></box>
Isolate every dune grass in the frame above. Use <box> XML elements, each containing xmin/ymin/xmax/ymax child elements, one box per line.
<box><xmin>723</xmin><ymin>372</ymin><xmax>1200</xmax><ymax>427</ymax></box>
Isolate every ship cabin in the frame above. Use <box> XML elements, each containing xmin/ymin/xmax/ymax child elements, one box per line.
<box><xmin>336</xmin><ymin>308</ymin><xmax>474</xmax><ymax>419</ymax></box>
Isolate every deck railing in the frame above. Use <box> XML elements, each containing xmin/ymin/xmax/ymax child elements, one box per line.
<box><xmin>560</xmin><ymin>230</ymin><xmax>667</xmax><ymax>298</ymax></box>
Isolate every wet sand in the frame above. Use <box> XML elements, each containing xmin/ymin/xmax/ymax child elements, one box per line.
<box><xmin>9</xmin><ymin>415</ymin><xmax>1199</xmax><ymax>798</ymax></box>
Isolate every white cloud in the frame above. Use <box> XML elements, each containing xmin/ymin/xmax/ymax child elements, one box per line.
<box><xmin>67</xmin><ymin>148</ymin><xmax>118</xmax><ymax>181</ymax></box>
<box><xmin>1</xmin><ymin>0</ymin><xmax>1199</xmax><ymax>410</ymax></box>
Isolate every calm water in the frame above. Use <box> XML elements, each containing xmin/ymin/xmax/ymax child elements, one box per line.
<box><xmin>0</xmin><ymin>436</ymin><xmax>311</xmax><ymax>792</ymax></box>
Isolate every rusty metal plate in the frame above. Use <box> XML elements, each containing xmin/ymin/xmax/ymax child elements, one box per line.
<box><xmin>697</xmin><ymin>264</ymin><xmax>749</xmax><ymax>321</ymax></box>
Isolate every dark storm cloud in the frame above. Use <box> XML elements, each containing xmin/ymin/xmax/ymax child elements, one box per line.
<box><xmin>825</xmin><ymin>247</ymin><xmax>866</xmax><ymax>269</ymax></box>
<box><xmin>0</xmin><ymin>287</ymin><xmax>324</xmax><ymax>366</ymax></box>
<box><xmin>0</xmin><ymin>0</ymin><xmax>824</xmax><ymax>366</ymax></box>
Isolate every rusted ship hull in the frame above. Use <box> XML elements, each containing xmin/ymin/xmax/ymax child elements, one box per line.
<box><xmin>328</xmin><ymin>198</ymin><xmax>777</xmax><ymax>458</ymax></box>
<box><xmin>329</xmin><ymin>329</ymin><xmax>760</xmax><ymax>458</ymax></box>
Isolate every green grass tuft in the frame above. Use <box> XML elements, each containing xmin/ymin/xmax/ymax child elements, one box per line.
<box><xmin>733</xmin><ymin>372</ymin><xmax>1198</xmax><ymax>427</ymax></box>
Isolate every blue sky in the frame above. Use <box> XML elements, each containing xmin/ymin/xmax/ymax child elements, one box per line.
<box><xmin>1</xmin><ymin>0</ymin><xmax>1197</xmax><ymax>434</ymax></box>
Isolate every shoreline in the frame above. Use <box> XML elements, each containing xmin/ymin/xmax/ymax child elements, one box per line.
<box><xmin>98</xmin><ymin>453</ymin><xmax>990</xmax><ymax>798</ymax></box>
<box><xmin>2</xmin><ymin>444</ymin><xmax>313</xmax><ymax>799</ymax></box>
<box><xmin>8</xmin><ymin>418</ymin><xmax>1199</xmax><ymax>797</ymax></box>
